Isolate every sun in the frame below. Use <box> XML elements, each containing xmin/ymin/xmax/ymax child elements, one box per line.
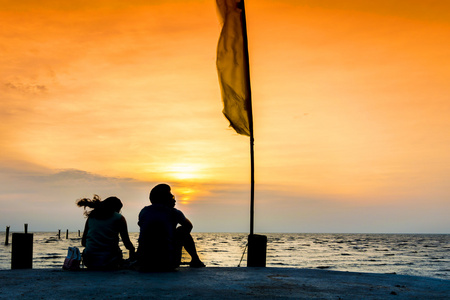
<box><xmin>167</xmin><ymin>163</ymin><xmax>202</xmax><ymax>180</ymax></box>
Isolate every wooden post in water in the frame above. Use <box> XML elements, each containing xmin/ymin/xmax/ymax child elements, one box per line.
<box><xmin>11</xmin><ymin>224</ymin><xmax>33</xmax><ymax>269</ymax></box>
<box><xmin>58</xmin><ymin>229</ymin><xmax>61</xmax><ymax>239</ymax></box>
<box><xmin>4</xmin><ymin>226</ymin><xmax>10</xmax><ymax>245</ymax></box>
<box><xmin>66</xmin><ymin>229</ymin><xmax>69</xmax><ymax>239</ymax></box>
<box><xmin>78</xmin><ymin>230</ymin><xmax>80</xmax><ymax>237</ymax></box>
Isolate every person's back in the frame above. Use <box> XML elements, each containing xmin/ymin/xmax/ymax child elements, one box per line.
<box><xmin>137</xmin><ymin>204</ymin><xmax>180</xmax><ymax>270</ymax></box>
<box><xmin>84</xmin><ymin>212</ymin><xmax>122</xmax><ymax>259</ymax></box>
<box><xmin>77</xmin><ymin>195</ymin><xmax>135</xmax><ymax>270</ymax></box>
<box><xmin>136</xmin><ymin>184</ymin><xmax>204</xmax><ymax>271</ymax></box>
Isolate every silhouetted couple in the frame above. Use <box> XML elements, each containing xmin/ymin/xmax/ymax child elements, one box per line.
<box><xmin>77</xmin><ymin>184</ymin><xmax>204</xmax><ymax>271</ymax></box>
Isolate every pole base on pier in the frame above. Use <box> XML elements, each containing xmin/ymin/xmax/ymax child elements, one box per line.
<box><xmin>247</xmin><ymin>234</ymin><xmax>267</xmax><ymax>267</ymax></box>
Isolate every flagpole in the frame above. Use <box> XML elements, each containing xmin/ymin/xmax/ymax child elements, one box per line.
<box><xmin>216</xmin><ymin>0</ymin><xmax>266</xmax><ymax>266</ymax></box>
<box><xmin>240</xmin><ymin>0</ymin><xmax>267</xmax><ymax>267</ymax></box>
<box><xmin>239</xmin><ymin>0</ymin><xmax>255</xmax><ymax>237</ymax></box>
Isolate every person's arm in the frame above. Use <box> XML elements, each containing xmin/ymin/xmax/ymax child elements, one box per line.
<box><xmin>81</xmin><ymin>219</ymin><xmax>89</xmax><ymax>247</ymax></box>
<box><xmin>119</xmin><ymin>216</ymin><xmax>135</xmax><ymax>258</ymax></box>
<box><xmin>178</xmin><ymin>217</ymin><xmax>193</xmax><ymax>234</ymax></box>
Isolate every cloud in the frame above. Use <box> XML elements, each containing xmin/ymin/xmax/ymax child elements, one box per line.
<box><xmin>1</xmin><ymin>160</ymin><xmax>449</xmax><ymax>233</ymax></box>
<box><xmin>0</xmin><ymin>161</ymin><xmax>250</xmax><ymax>232</ymax></box>
<box><xmin>3</xmin><ymin>82</ymin><xmax>48</xmax><ymax>94</ymax></box>
<box><xmin>0</xmin><ymin>161</ymin><xmax>147</xmax><ymax>230</ymax></box>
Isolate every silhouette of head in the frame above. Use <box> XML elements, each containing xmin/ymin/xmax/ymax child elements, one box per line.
<box><xmin>101</xmin><ymin>196</ymin><xmax>123</xmax><ymax>213</ymax></box>
<box><xmin>76</xmin><ymin>195</ymin><xmax>122</xmax><ymax>219</ymax></box>
<box><xmin>150</xmin><ymin>184</ymin><xmax>175</xmax><ymax>207</ymax></box>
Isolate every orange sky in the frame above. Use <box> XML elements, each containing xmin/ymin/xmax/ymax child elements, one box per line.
<box><xmin>1</xmin><ymin>0</ymin><xmax>449</xmax><ymax>233</ymax></box>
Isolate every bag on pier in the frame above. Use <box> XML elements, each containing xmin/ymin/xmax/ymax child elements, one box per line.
<box><xmin>63</xmin><ymin>246</ymin><xmax>81</xmax><ymax>271</ymax></box>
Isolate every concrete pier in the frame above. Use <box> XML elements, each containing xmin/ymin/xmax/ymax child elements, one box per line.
<box><xmin>0</xmin><ymin>267</ymin><xmax>448</xmax><ymax>299</ymax></box>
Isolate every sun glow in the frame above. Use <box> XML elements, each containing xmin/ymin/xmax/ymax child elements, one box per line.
<box><xmin>174</xmin><ymin>187</ymin><xmax>196</xmax><ymax>205</ymax></box>
<box><xmin>166</xmin><ymin>163</ymin><xmax>203</xmax><ymax>181</ymax></box>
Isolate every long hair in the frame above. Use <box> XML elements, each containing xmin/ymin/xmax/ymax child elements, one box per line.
<box><xmin>76</xmin><ymin>195</ymin><xmax>123</xmax><ymax>219</ymax></box>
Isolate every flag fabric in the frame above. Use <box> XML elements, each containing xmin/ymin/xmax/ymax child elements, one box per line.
<box><xmin>216</xmin><ymin>0</ymin><xmax>251</xmax><ymax>136</ymax></box>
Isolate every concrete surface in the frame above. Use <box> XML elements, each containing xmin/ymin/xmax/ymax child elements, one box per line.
<box><xmin>0</xmin><ymin>267</ymin><xmax>449</xmax><ymax>299</ymax></box>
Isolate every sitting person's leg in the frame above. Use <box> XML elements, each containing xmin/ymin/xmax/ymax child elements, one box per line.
<box><xmin>174</xmin><ymin>227</ymin><xmax>205</xmax><ymax>267</ymax></box>
<box><xmin>82</xmin><ymin>249</ymin><xmax>123</xmax><ymax>270</ymax></box>
<box><xmin>183</xmin><ymin>233</ymin><xmax>205</xmax><ymax>267</ymax></box>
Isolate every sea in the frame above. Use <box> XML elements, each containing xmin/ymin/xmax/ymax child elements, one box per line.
<box><xmin>0</xmin><ymin>232</ymin><xmax>449</xmax><ymax>280</ymax></box>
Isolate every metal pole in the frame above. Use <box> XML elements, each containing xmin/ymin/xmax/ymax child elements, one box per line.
<box><xmin>239</xmin><ymin>0</ymin><xmax>254</xmax><ymax>236</ymax></box>
<box><xmin>240</xmin><ymin>0</ymin><xmax>267</xmax><ymax>267</ymax></box>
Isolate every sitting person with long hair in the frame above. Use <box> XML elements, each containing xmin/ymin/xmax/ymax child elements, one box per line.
<box><xmin>77</xmin><ymin>195</ymin><xmax>135</xmax><ymax>270</ymax></box>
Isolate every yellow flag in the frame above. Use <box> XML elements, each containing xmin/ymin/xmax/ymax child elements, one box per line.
<box><xmin>216</xmin><ymin>0</ymin><xmax>251</xmax><ymax>136</ymax></box>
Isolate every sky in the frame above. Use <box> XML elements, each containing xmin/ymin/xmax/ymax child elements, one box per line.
<box><xmin>1</xmin><ymin>0</ymin><xmax>449</xmax><ymax>233</ymax></box>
